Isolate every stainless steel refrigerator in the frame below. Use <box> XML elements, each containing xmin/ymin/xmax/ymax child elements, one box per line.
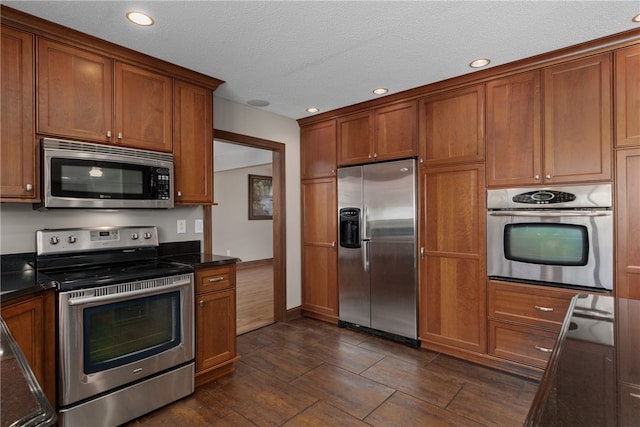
<box><xmin>337</xmin><ymin>158</ymin><xmax>419</xmax><ymax>346</ymax></box>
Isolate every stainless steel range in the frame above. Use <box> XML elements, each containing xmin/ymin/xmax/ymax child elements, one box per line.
<box><xmin>36</xmin><ymin>226</ymin><xmax>194</xmax><ymax>427</ymax></box>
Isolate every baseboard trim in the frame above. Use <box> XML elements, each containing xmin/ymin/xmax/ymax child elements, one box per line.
<box><xmin>236</xmin><ymin>258</ymin><xmax>273</xmax><ymax>270</ymax></box>
<box><xmin>285</xmin><ymin>306</ymin><xmax>303</xmax><ymax>321</ymax></box>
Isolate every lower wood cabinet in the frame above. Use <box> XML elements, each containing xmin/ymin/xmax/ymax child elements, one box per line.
<box><xmin>487</xmin><ymin>280</ymin><xmax>577</xmax><ymax>369</ymax></box>
<box><xmin>194</xmin><ymin>263</ymin><xmax>239</xmax><ymax>386</ymax></box>
<box><xmin>0</xmin><ymin>290</ymin><xmax>55</xmax><ymax>405</ymax></box>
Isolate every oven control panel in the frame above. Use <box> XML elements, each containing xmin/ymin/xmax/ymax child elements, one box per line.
<box><xmin>36</xmin><ymin>226</ymin><xmax>159</xmax><ymax>255</ymax></box>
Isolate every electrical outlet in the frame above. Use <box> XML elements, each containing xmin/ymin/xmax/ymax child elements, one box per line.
<box><xmin>226</xmin><ymin>249</ymin><xmax>231</xmax><ymax>256</ymax></box>
<box><xmin>194</xmin><ymin>219</ymin><xmax>203</xmax><ymax>233</ymax></box>
<box><xmin>177</xmin><ymin>219</ymin><xmax>186</xmax><ymax>234</ymax></box>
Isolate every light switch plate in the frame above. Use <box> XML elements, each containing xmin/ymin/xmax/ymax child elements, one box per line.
<box><xmin>177</xmin><ymin>219</ymin><xmax>186</xmax><ymax>234</ymax></box>
<box><xmin>194</xmin><ymin>219</ymin><xmax>203</xmax><ymax>233</ymax></box>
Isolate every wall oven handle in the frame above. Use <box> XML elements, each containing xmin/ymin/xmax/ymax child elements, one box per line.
<box><xmin>488</xmin><ymin>211</ymin><xmax>610</xmax><ymax>217</ymax></box>
<box><xmin>67</xmin><ymin>280</ymin><xmax>190</xmax><ymax>306</ymax></box>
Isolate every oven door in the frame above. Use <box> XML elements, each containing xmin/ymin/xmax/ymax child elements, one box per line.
<box><xmin>57</xmin><ymin>273</ymin><xmax>194</xmax><ymax>407</ymax></box>
<box><xmin>487</xmin><ymin>210</ymin><xmax>613</xmax><ymax>291</ymax></box>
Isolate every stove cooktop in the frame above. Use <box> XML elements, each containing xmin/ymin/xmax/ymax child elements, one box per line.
<box><xmin>41</xmin><ymin>260</ymin><xmax>193</xmax><ymax>292</ymax></box>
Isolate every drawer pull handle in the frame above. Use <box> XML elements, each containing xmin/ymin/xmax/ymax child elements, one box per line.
<box><xmin>208</xmin><ymin>276</ymin><xmax>225</xmax><ymax>283</ymax></box>
<box><xmin>630</xmin><ymin>393</ymin><xmax>640</xmax><ymax>399</ymax></box>
<box><xmin>535</xmin><ymin>305</ymin><xmax>554</xmax><ymax>312</ymax></box>
<box><xmin>535</xmin><ymin>345</ymin><xmax>553</xmax><ymax>353</ymax></box>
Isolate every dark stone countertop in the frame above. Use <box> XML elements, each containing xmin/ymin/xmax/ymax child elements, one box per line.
<box><xmin>0</xmin><ymin>253</ymin><xmax>56</xmax><ymax>303</ymax></box>
<box><xmin>525</xmin><ymin>294</ymin><xmax>639</xmax><ymax>426</ymax></box>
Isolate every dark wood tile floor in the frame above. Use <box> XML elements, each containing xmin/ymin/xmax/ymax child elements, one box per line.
<box><xmin>125</xmin><ymin>318</ymin><xmax>538</xmax><ymax>426</ymax></box>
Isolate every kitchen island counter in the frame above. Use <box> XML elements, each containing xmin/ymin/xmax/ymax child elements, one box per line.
<box><xmin>526</xmin><ymin>294</ymin><xmax>639</xmax><ymax>426</ymax></box>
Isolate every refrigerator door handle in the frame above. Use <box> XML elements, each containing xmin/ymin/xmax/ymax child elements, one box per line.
<box><xmin>362</xmin><ymin>240</ymin><xmax>370</xmax><ymax>272</ymax></box>
<box><xmin>362</xmin><ymin>207</ymin><xmax>368</xmax><ymax>240</ymax></box>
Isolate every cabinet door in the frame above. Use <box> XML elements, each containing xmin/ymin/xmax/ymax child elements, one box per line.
<box><xmin>418</xmin><ymin>84</ymin><xmax>485</xmax><ymax>165</ymax></box>
<box><xmin>115</xmin><ymin>62</ymin><xmax>173</xmax><ymax>152</ymax></box>
<box><xmin>615</xmin><ymin>45</ymin><xmax>640</xmax><ymax>147</ymax></box>
<box><xmin>300</xmin><ymin>120</ymin><xmax>336</xmax><ymax>179</ymax></box>
<box><xmin>1</xmin><ymin>291</ymin><xmax>56</xmax><ymax>404</ymax></box>
<box><xmin>196</xmin><ymin>289</ymin><xmax>236</xmax><ymax>371</ymax></box>
<box><xmin>486</xmin><ymin>71</ymin><xmax>542</xmax><ymax>187</ymax></box>
<box><xmin>419</xmin><ymin>163</ymin><xmax>486</xmax><ymax>353</ymax></box>
<box><xmin>616</xmin><ymin>148</ymin><xmax>640</xmax><ymax>299</ymax></box>
<box><xmin>337</xmin><ymin>111</ymin><xmax>374</xmax><ymax>166</ymax></box>
<box><xmin>543</xmin><ymin>53</ymin><xmax>612</xmax><ymax>183</ymax></box>
<box><xmin>174</xmin><ymin>80</ymin><xmax>213</xmax><ymax>204</ymax></box>
<box><xmin>374</xmin><ymin>100</ymin><xmax>418</xmax><ymax>161</ymax></box>
<box><xmin>37</xmin><ymin>38</ymin><xmax>112</xmax><ymax>142</ymax></box>
<box><xmin>301</xmin><ymin>178</ymin><xmax>338</xmax><ymax>321</ymax></box>
<box><xmin>1</xmin><ymin>26</ymin><xmax>36</xmax><ymax>201</ymax></box>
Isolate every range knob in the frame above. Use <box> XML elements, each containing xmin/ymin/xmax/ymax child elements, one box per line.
<box><xmin>49</xmin><ymin>236</ymin><xmax>60</xmax><ymax>245</ymax></box>
<box><xmin>131</xmin><ymin>233</ymin><xmax>139</xmax><ymax>240</ymax></box>
<box><xmin>67</xmin><ymin>235</ymin><xmax>77</xmax><ymax>244</ymax></box>
<box><xmin>143</xmin><ymin>232</ymin><xmax>152</xmax><ymax>240</ymax></box>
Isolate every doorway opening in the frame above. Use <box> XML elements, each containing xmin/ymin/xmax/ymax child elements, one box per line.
<box><xmin>208</xmin><ymin>129</ymin><xmax>286</xmax><ymax>332</ymax></box>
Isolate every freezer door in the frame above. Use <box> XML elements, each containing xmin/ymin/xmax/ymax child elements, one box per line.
<box><xmin>337</xmin><ymin>166</ymin><xmax>370</xmax><ymax>327</ymax></box>
<box><xmin>363</xmin><ymin>159</ymin><xmax>416</xmax><ymax>241</ymax></box>
<box><xmin>369</xmin><ymin>240</ymin><xmax>417</xmax><ymax>338</ymax></box>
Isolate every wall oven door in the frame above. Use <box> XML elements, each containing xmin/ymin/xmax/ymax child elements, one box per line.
<box><xmin>57</xmin><ymin>273</ymin><xmax>194</xmax><ymax>408</ymax></box>
<box><xmin>487</xmin><ymin>210</ymin><xmax>613</xmax><ymax>291</ymax></box>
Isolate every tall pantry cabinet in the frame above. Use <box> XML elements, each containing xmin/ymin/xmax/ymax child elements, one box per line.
<box><xmin>300</xmin><ymin>121</ymin><xmax>339</xmax><ymax>322</ymax></box>
<box><xmin>417</xmin><ymin>84</ymin><xmax>487</xmax><ymax>354</ymax></box>
<box><xmin>615</xmin><ymin>44</ymin><xmax>640</xmax><ymax>300</ymax></box>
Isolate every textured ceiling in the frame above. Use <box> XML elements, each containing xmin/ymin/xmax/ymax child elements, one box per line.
<box><xmin>5</xmin><ymin>1</ymin><xmax>640</xmax><ymax>120</ymax></box>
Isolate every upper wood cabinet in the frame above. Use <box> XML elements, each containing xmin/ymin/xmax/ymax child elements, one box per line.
<box><xmin>418</xmin><ymin>84</ymin><xmax>485</xmax><ymax>166</ymax></box>
<box><xmin>542</xmin><ymin>53</ymin><xmax>612</xmax><ymax>184</ymax></box>
<box><xmin>37</xmin><ymin>38</ymin><xmax>173</xmax><ymax>152</ymax></box>
<box><xmin>0</xmin><ymin>25</ymin><xmax>37</xmax><ymax>201</ymax></box>
<box><xmin>486</xmin><ymin>70</ymin><xmax>542</xmax><ymax>187</ymax></box>
<box><xmin>337</xmin><ymin>101</ymin><xmax>417</xmax><ymax>166</ymax></box>
<box><xmin>173</xmin><ymin>80</ymin><xmax>213</xmax><ymax>204</ymax></box>
<box><xmin>300</xmin><ymin>119</ymin><xmax>336</xmax><ymax>180</ymax></box>
<box><xmin>615</xmin><ymin>45</ymin><xmax>640</xmax><ymax>147</ymax></box>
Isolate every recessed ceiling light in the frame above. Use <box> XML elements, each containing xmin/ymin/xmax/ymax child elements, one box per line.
<box><xmin>306</xmin><ymin>107</ymin><xmax>319</xmax><ymax>113</ymax></box>
<box><xmin>247</xmin><ymin>99</ymin><xmax>270</xmax><ymax>107</ymax></box>
<box><xmin>469</xmin><ymin>58</ymin><xmax>491</xmax><ymax>68</ymax></box>
<box><xmin>633</xmin><ymin>12</ymin><xmax>640</xmax><ymax>22</ymax></box>
<box><xmin>126</xmin><ymin>11</ymin><xmax>154</xmax><ymax>26</ymax></box>
<box><xmin>373</xmin><ymin>87</ymin><xmax>389</xmax><ymax>95</ymax></box>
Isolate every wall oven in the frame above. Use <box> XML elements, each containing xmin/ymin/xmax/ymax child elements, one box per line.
<box><xmin>39</xmin><ymin>138</ymin><xmax>174</xmax><ymax>209</ymax></box>
<box><xmin>487</xmin><ymin>184</ymin><xmax>613</xmax><ymax>292</ymax></box>
<box><xmin>36</xmin><ymin>226</ymin><xmax>194</xmax><ymax>427</ymax></box>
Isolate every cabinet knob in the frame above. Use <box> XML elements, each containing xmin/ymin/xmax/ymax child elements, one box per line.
<box><xmin>368</xmin><ymin>154</ymin><xmax>373</xmax><ymax>159</ymax></box>
<box><xmin>331</xmin><ymin>169</ymin><xmax>335</xmax><ymax>175</ymax></box>
<box><xmin>199</xmin><ymin>300</ymin><xmax>204</xmax><ymax>307</ymax></box>
<box><xmin>106</xmin><ymin>130</ymin><xmax>112</xmax><ymax>138</ymax></box>
<box><xmin>118</xmin><ymin>132</ymin><xmax>123</xmax><ymax>140</ymax></box>
<box><xmin>534</xmin><ymin>175</ymin><xmax>540</xmax><ymax>180</ymax></box>
<box><xmin>177</xmin><ymin>191</ymin><xmax>182</xmax><ymax>197</ymax></box>
<box><xmin>25</xmin><ymin>184</ymin><xmax>33</xmax><ymax>191</ymax></box>
<box><xmin>546</xmin><ymin>174</ymin><xmax>551</xmax><ymax>180</ymax></box>
<box><xmin>331</xmin><ymin>241</ymin><xmax>336</xmax><ymax>248</ymax></box>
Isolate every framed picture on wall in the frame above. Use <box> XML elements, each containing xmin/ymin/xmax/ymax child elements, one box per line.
<box><xmin>248</xmin><ymin>174</ymin><xmax>273</xmax><ymax>220</ymax></box>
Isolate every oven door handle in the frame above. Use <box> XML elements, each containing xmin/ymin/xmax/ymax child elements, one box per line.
<box><xmin>66</xmin><ymin>280</ymin><xmax>190</xmax><ymax>306</ymax></box>
<box><xmin>488</xmin><ymin>210</ymin><xmax>611</xmax><ymax>217</ymax></box>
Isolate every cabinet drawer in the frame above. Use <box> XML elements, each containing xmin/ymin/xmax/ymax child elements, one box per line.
<box><xmin>620</xmin><ymin>383</ymin><xmax>640</xmax><ymax>426</ymax></box>
<box><xmin>489</xmin><ymin>320</ymin><xmax>558</xmax><ymax>368</ymax></box>
<box><xmin>488</xmin><ymin>281</ymin><xmax>575</xmax><ymax>330</ymax></box>
<box><xmin>196</xmin><ymin>265</ymin><xmax>235</xmax><ymax>294</ymax></box>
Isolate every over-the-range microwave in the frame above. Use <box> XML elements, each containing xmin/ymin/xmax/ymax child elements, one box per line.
<box><xmin>37</xmin><ymin>138</ymin><xmax>174</xmax><ymax>209</ymax></box>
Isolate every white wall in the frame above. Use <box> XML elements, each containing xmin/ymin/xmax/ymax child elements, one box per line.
<box><xmin>0</xmin><ymin>203</ymin><xmax>204</xmax><ymax>254</ymax></box>
<box><xmin>213</xmin><ymin>96</ymin><xmax>301</xmax><ymax>310</ymax></box>
<box><xmin>213</xmin><ymin>163</ymin><xmax>273</xmax><ymax>261</ymax></box>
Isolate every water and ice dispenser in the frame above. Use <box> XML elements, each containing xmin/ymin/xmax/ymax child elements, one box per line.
<box><xmin>339</xmin><ymin>207</ymin><xmax>361</xmax><ymax>248</ymax></box>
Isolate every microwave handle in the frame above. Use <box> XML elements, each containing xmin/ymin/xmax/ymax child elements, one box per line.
<box><xmin>488</xmin><ymin>211</ymin><xmax>611</xmax><ymax>217</ymax></box>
